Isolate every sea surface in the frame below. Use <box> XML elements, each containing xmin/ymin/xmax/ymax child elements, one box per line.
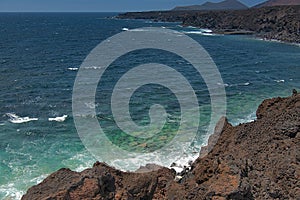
<box><xmin>0</xmin><ymin>13</ymin><xmax>299</xmax><ymax>199</ymax></box>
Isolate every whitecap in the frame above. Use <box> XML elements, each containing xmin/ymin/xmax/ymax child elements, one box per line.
<box><xmin>83</xmin><ymin>66</ymin><xmax>102</xmax><ymax>70</ymax></box>
<box><xmin>48</xmin><ymin>115</ymin><xmax>68</xmax><ymax>122</ymax></box>
<box><xmin>184</xmin><ymin>31</ymin><xmax>203</xmax><ymax>35</ymax></box>
<box><xmin>201</xmin><ymin>32</ymin><xmax>215</xmax><ymax>36</ymax></box>
<box><xmin>122</xmin><ymin>27</ymin><xmax>129</xmax><ymax>31</ymax></box>
<box><xmin>183</xmin><ymin>30</ymin><xmax>215</xmax><ymax>36</ymax></box>
<box><xmin>68</xmin><ymin>67</ymin><xmax>78</xmax><ymax>71</ymax></box>
<box><xmin>227</xmin><ymin>82</ymin><xmax>251</xmax><ymax>87</ymax></box>
<box><xmin>243</xmin><ymin>82</ymin><xmax>250</xmax><ymax>86</ymax></box>
<box><xmin>275</xmin><ymin>79</ymin><xmax>285</xmax><ymax>83</ymax></box>
<box><xmin>73</xmin><ymin>114</ymin><xmax>97</xmax><ymax>118</ymax></box>
<box><xmin>217</xmin><ymin>82</ymin><xmax>229</xmax><ymax>87</ymax></box>
<box><xmin>6</xmin><ymin>113</ymin><xmax>38</xmax><ymax>124</ymax></box>
<box><xmin>128</xmin><ymin>28</ymin><xmax>151</xmax><ymax>32</ymax></box>
<box><xmin>200</xmin><ymin>28</ymin><xmax>213</xmax><ymax>33</ymax></box>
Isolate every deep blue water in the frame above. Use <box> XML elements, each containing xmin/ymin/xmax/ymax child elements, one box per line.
<box><xmin>0</xmin><ymin>13</ymin><xmax>299</xmax><ymax>199</ymax></box>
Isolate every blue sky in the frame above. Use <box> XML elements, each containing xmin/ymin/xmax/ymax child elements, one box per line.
<box><xmin>0</xmin><ymin>0</ymin><xmax>267</xmax><ymax>12</ymax></box>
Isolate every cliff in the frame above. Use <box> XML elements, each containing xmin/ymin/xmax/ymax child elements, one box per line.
<box><xmin>118</xmin><ymin>5</ymin><xmax>300</xmax><ymax>43</ymax></box>
<box><xmin>22</xmin><ymin>90</ymin><xmax>300</xmax><ymax>199</ymax></box>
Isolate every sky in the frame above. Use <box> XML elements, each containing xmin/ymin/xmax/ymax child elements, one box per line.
<box><xmin>0</xmin><ymin>0</ymin><xmax>267</xmax><ymax>12</ymax></box>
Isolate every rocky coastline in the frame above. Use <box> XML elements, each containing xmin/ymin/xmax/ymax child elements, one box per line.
<box><xmin>118</xmin><ymin>5</ymin><xmax>300</xmax><ymax>43</ymax></box>
<box><xmin>22</xmin><ymin>91</ymin><xmax>300</xmax><ymax>199</ymax></box>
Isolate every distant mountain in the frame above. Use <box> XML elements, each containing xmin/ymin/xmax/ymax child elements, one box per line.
<box><xmin>254</xmin><ymin>0</ymin><xmax>300</xmax><ymax>8</ymax></box>
<box><xmin>173</xmin><ymin>0</ymin><xmax>248</xmax><ymax>11</ymax></box>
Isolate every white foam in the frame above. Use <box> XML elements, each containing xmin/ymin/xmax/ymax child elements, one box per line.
<box><xmin>225</xmin><ymin>82</ymin><xmax>251</xmax><ymax>87</ymax></box>
<box><xmin>201</xmin><ymin>32</ymin><xmax>215</xmax><ymax>36</ymax></box>
<box><xmin>235</xmin><ymin>82</ymin><xmax>251</xmax><ymax>86</ymax></box>
<box><xmin>128</xmin><ymin>28</ymin><xmax>150</xmax><ymax>32</ymax></box>
<box><xmin>293</xmin><ymin>43</ymin><xmax>300</xmax><ymax>47</ymax></box>
<box><xmin>232</xmin><ymin>111</ymin><xmax>257</xmax><ymax>126</ymax></box>
<box><xmin>100</xmin><ymin>142</ymin><xmax>201</xmax><ymax>174</ymax></box>
<box><xmin>183</xmin><ymin>29</ymin><xmax>215</xmax><ymax>36</ymax></box>
<box><xmin>61</xmin><ymin>150</ymin><xmax>95</xmax><ymax>172</ymax></box>
<box><xmin>200</xmin><ymin>28</ymin><xmax>213</xmax><ymax>33</ymax></box>
<box><xmin>0</xmin><ymin>183</ymin><xmax>24</xmax><ymax>200</ymax></box>
<box><xmin>0</xmin><ymin>173</ymin><xmax>50</xmax><ymax>200</ymax></box>
<box><xmin>68</xmin><ymin>67</ymin><xmax>78</xmax><ymax>71</ymax></box>
<box><xmin>48</xmin><ymin>115</ymin><xmax>68</xmax><ymax>122</ymax></box>
<box><xmin>170</xmin><ymin>150</ymin><xmax>199</xmax><ymax>174</ymax></box>
<box><xmin>6</xmin><ymin>113</ymin><xmax>38</xmax><ymax>124</ymax></box>
<box><xmin>30</xmin><ymin>174</ymin><xmax>49</xmax><ymax>185</ymax></box>
<box><xmin>85</xmin><ymin>102</ymin><xmax>96</xmax><ymax>109</ymax></box>
<box><xmin>171</xmin><ymin>166</ymin><xmax>184</xmax><ymax>174</ymax></box>
<box><xmin>217</xmin><ymin>82</ymin><xmax>229</xmax><ymax>87</ymax></box>
<box><xmin>275</xmin><ymin>79</ymin><xmax>285</xmax><ymax>83</ymax></box>
<box><xmin>83</xmin><ymin>66</ymin><xmax>103</xmax><ymax>70</ymax></box>
<box><xmin>184</xmin><ymin>31</ymin><xmax>203</xmax><ymax>34</ymax></box>
<box><xmin>122</xmin><ymin>27</ymin><xmax>129</xmax><ymax>31</ymax></box>
<box><xmin>73</xmin><ymin>114</ymin><xmax>97</xmax><ymax>118</ymax></box>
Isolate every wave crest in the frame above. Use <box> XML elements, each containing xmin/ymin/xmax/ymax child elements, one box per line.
<box><xmin>6</xmin><ymin>113</ymin><xmax>38</xmax><ymax>124</ymax></box>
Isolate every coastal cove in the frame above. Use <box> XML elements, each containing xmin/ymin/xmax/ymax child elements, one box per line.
<box><xmin>0</xmin><ymin>12</ymin><xmax>299</xmax><ymax>199</ymax></box>
<box><xmin>22</xmin><ymin>92</ymin><xmax>300</xmax><ymax>199</ymax></box>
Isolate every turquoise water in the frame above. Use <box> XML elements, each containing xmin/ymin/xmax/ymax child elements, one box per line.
<box><xmin>0</xmin><ymin>13</ymin><xmax>299</xmax><ymax>199</ymax></box>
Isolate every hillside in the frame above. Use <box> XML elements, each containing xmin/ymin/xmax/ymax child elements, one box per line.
<box><xmin>118</xmin><ymin>5</ymin><xmax>300</xmax><ymax>43</ymax></box>
<box><xmin>173</xmin><ymin>0</ymin><xmax>248</xmax><ymax>11</ymax></box>
<box><xmin>254</xmin><ymin>0</ymin><xmax>300</xmax><ymax>8</ymax></box>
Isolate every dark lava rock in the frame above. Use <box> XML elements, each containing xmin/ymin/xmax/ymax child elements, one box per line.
<box><xmin>254</xmin><ymin>0</ymin><xmax>300</xmax><ymax>8</ymax></box>
<box><xmin>22</xmin><ymin>91</ymin><xmax>300</xmax><ymax>199</ymax></box>
<box><xmin>118</xmin><ymin>5</ymin><xmax>300</xmax><ymax>43</ymax></box>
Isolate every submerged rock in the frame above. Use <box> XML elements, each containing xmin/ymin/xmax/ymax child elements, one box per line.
<box><xmin>22</xmin><ymin>91</ymin><xmax>300</xmax><ymax>199</ymax></box>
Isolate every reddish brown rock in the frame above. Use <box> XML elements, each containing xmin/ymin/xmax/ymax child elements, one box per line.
<box><xmin>22</xmin><ymin>91</ymin><xmax>300</xmax><ymax>200</ymax></box>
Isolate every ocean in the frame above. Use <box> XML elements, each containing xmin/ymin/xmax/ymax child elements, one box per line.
<box><xmin>0</xmin><ymin>12</ymin><xmax>299</xmax><ymax>199</ymax></box>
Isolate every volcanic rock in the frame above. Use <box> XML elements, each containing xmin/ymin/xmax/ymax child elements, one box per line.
<box><xmin>22</xmin><ymin>91</ymin><xmax>300</xmax><ymax>199</ymax></box>
<box><xmin>118</xmin><ymin>5</ymin><xmax>300</xmax><ymax>43</ymax></box>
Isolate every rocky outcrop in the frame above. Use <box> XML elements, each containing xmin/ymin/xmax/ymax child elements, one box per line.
<box><xmin>22</xmin><ymin>91</ymin><xmax>300</xmax><ymax>199</ymax></box>
<box><xmin>181</xmin><ymin>5</ymin><xmax>300</xmax><ymax>43</ymax></box>
<box><xmin>118</xmin><ymin>5</ymin><xmax>300</xmax><ymax>43</ymax></box>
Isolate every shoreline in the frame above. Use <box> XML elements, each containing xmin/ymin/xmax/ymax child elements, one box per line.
<box><xmin>22</xmin><ymin>91</ymin><xmax>300</xmax><ymax>199</ymax></box>
<box><xmin>117</xmin><ymin>5</ymin><xmax>300</xmax><ymax>44</ymax></box>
